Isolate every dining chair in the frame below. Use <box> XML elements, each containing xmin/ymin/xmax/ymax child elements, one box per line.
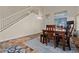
<box><xmin>56</xmin><ymin>21</ymin><xmax>74</xmax><ymax>51</ymax></box>
<box><xmin>40</xmin><ymin>30</ymin><xmax>48</xmax><ymax>45</ymax></box>
<box><xmin>46</xmin><ymin>25</ymin><xmax>56</xmax><ymax>47</ymax></box>
<box><xmin>65</xmin><ymin>21</ymin><xmax>74</xmax><ymax>50</ymax></box>
<box><xmin>54</xmin><ymin>25</ymin><xmax>65</xmax><ymax>49</ymax></box>
<box><xmin>40</xmin><ymin>25</ymin><xmax>56</xmax><ymax>46</ymax></box>
<box><xmin>46</xmin><ymin>25</ymin><xmax>56</xmax><ymax>40</ymax></box>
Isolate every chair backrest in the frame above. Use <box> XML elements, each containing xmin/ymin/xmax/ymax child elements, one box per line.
<box><xmin>66</xmin><ymin>21</ymin><xmax>74</xmax><ymax>37</ymax></box>
<box><xmin>46</xmin><ymin>25</ymin><xmax>56</xmax><ymax>38</ymax></box>
<box><xmin>46</xmin><ymin>25</ymin><xmax>55</xmax><ymax>31</ymax></box>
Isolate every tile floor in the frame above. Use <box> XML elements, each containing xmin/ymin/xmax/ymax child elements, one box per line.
<box><xmin>0</xmin><ymin>33</ymin><xmax>78</xmax><ymax>53</ymax></box>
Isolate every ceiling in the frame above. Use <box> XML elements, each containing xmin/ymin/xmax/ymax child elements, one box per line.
<box><xmin>0</xmin><ymin>6</ymin><xmax>79</xmax><ymax>19</ymax></box>
<box><xmin>41</xmin><ymin>6</ymin><xmax>79</xmax><ymax>16</ymax></box>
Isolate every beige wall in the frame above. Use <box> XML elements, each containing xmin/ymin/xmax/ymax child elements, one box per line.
<box><xmin>76</xmin><ymin>15</ymin><xmax>79</xmax><ymax>30</ymax></box>
<box><xmin>42</xmin><ymin>6</ymin><xmax>78</xmax><ymax>28</ymax></box>
<box><xmin>0</xmin><ymin>13</ymin><xmax>43</xmax><ymax>41</ymax></box>
<box><xmin>44</xmin><ymin>6</ymin><xmax>77</xmax><ymax>20</ymax></box>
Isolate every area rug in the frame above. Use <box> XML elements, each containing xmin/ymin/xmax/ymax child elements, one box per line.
<box><xmin>3</xmin><ymin>45</ymin><xmax>34</xmax><ymax>53</ymax></box>
<box><xmin>26</xmin><ymin>37</ymin><xmax>77</xmax><ymax>53</ymax></box>
<box><xmin>0</xmin><ymin>38</ymin><xmax>34</xmax><ymax>53</ymax></box>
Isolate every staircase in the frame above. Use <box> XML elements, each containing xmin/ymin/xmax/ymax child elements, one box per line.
<box><xmin>0</xmin><ymin>7</ymin><xmax>37</xmax><ymax>32</ymax></box>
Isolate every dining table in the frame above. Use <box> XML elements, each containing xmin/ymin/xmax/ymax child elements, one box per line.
<box><xmin>42</xmin><ymin>27</ymin><xmax>66</xmax><ymax>50</ymax></box>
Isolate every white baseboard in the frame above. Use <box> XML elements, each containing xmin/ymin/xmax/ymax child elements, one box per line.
<box><xmin>0</xmin><ymin>34</ymin><xmax>26</xmax><ymax>42</ymax></box>
<box><xmin>0</xmin><ymin>32</ymin><xmax>40</xmax><ymax>43</ymax></box>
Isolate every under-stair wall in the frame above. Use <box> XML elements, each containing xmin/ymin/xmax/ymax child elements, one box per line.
<box><xmin>0</xmin><ymin>7</ymin><xmax>44</xmax><ymax>42</ymax></box>
<box><xmin>0</xmin><ymin>13</ymin><xmax>43</xmax><ymax>42</ymax></box>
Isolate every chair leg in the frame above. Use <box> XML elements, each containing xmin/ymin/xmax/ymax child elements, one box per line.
<box><xmin>68</xmin><ymin>44</ymin><xmax>71</xmax><ymax>50</ymax></box>
<box><xmin>48</xmin><ymin>38</ymin><xmax>50</xmax><ymax>42</ymax></box>
<box><xmin>63</xmin><ymin>46</ymin><xmax>65</xmax><ymax>51</ymax></box>
<box><xmin>40</xmin><ymin>35</ymin><xmax>42</xmax><ymax>42</ymax></box>
<box><xmin>40</xmin><ymin>34</ymin><xmax>48</xmax><ymax>45</ymax></box>
<box><xmin>43</xmin><ymin>38</ymin><xmax>44</xmax><ymax>44</ymax></box>
<box><xmin>67</xmin><ymin>39</ymin><xmax>71</xmax><ymax>50</ymax></box>
<box><xmin>62</xmin><ymin>38</ymin><xmax>65</xmax><ymax>51</ymax></box>
<box><xmin>63</xmin><ymin>42</ymin><xmax>65</xmax><ymax>51</ymax></box>
<box><xmin>46</xmin><ymin>39</ymin><xmax>48</xmax><ymax>46</ymax></box>
<box><xmin>42</xmin><ymin>38</ymin><xmax>48</xmax><ymax>45</ymax></box>
<box><xmin>55</xmin><ymin>35</ymin><xmax>59</xmax><ymax>47</ymax></box>
<box><xmin>53</xmin><ymin>39</ymin><xmax>56</xmax><ymax>48</ymax></box>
